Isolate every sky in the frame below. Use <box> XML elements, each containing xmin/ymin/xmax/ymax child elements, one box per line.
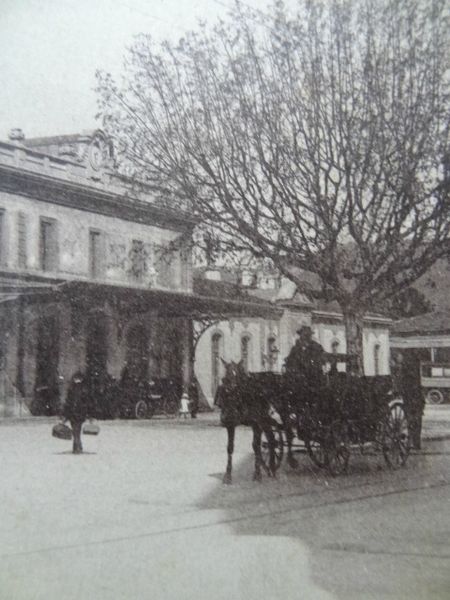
<box><xmin>0</xmin><ymin>0</ymin><xmax>271</xmax><ymax>140</ymax></box>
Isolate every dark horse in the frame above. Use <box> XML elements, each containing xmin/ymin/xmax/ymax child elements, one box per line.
<box><xmin>214</xmin><ymin>359</ymin><xmax>284</xmax><ymax>484</ymax></box>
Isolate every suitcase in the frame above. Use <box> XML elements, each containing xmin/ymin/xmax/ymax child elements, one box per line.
<box><xmin>82</xmin><ymin>422</ymin><xmax>100</xmax><ymax>435</ymax></box>
<box><xmin>52</xmin><ymin>422</ymin><xmax>73</xmax><ymax>440</ymax></box>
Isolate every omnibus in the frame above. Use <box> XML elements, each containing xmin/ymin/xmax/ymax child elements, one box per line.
<box><xmin>420</xmin><ymin>362</ymin><xmax>450</xmax><ymax>404</ymax></box>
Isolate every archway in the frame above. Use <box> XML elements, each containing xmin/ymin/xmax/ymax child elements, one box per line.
<box><xmin>126</xmin><ymin>325</ymin><xmax>149</xmax><ymax>380</ymax></box>
<box><xmin>86</xmin><ymin>313</ymin><xmax>108</xmax><ymax>375</ymax></box>
<box><xmin>33</xmin><ymin>313</ymin><xmax>60</xmax><ymax>415</ymax></box>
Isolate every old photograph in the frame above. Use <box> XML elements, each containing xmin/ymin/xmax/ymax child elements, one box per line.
<box><xmin>0</xmin><ymin>1</ymin><xmax>449</xmax><ymax>598</ymax></box>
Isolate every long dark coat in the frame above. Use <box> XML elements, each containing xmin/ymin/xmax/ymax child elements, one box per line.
<box><xmin>285</xmin><ymin>338</ymin><xmax>325</xmax><ymax>393</ymax></box>
<box><xmin>63</xmin><ymin>372</ymin><xmax>93</xmax><ymax>423</ymax></box>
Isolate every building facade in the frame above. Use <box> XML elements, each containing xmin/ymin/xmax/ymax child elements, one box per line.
<box><xmin>0</xmin><ymin>130</ymin><xmax>197</xmax><ymax>416</ymax></box>
<box><xmin>0</xmin><ymin>129</ymin><xmax>394</xmax><ymax>416</ymax></box>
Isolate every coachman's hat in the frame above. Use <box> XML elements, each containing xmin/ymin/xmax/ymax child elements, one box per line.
<box><xmin>296</xmin><ymin>325</ymin><xmax>312</xmax><ymax>335</ymax></box>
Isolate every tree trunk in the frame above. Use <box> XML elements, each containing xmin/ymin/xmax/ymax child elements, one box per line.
<box><xmin>342</xmin><ymin>311</ymin><xmax>365</xmax><ymax>375</ymax></box>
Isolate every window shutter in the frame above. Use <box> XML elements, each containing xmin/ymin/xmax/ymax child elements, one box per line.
<box><xmin>17</xmin><ymin>211</ymin><xmax>27</xmax><ymax>269</ymax></box>
<box><xmin>155</xmin><ymin>244</ymin><xmax>175</xmax><ymax>288</ymax></box>
<box><xmin>51</xmin><ymin>221</ymin><xmax>59</xmax><ymax>271</ymax></box>
<box><xmin>39</xmin><ymin>218</ymin><xmax>58</xmax><ymax>272</ymax></box>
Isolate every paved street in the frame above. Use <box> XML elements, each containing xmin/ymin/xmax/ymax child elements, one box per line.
<box><xmin>1</xmin><ymin>417</ymin><xmax>449</xmax><ymax>600</ymax></box>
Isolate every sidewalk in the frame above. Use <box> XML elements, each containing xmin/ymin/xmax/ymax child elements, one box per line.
<box><xmin>0</xmin><ymin>411</ymin><xmax>221</xmax><ymax>428</ymax></box>
<box><xmin>1</xmin><ymin>406</ymin><xmax>450</xmax><ymax>440</ymax></box>
<box><xmin>422</xmin><ymin>404</ymin><xmax>450</xmax><ymax>442</ymax></box>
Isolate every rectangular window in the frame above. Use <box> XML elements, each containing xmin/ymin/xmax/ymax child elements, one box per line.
<box><xmin>374</xmin><ymin>344</ymin><xmax>381</xmax><ymax>376</ymax></box>
<box><xmin>241</xmin><ymin>335</ymin><xmax>251</xmax><ymax>373</ymax></box>
<box><xmin>17</xmin><ymin>211</ymin><xmax>27</xmax><ymax>269</ymax></box>
<box><xmin>436</xmin><ymin>347</ymin><xmax>450</xmax><ymax>362</ymax></box>
<box><xmin>130</xmin><ymin>239</ymin><xmax>146</xmax><ymax>281</ymax></box>
<box><xmin>89</xmin><ymin>229</ymin><xmax>103</xmax><ymax>278</ymax></box>
<box><xmin>39</xmin><ymin>217</ymin><xmax>58</xmax><ymax>272</ymax></box>
<box><xmin>155</xmin><ymin>244</ymin><xmax>175</xmax><ymax>288</ymax></box>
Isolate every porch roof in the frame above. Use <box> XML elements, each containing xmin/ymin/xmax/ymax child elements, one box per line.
<box><xmin>57</xmin><ymin>280</ymin><xmax>283</xmax><ymax>320</ymax></box>
<box><xmin>0</xmin><ymin>277</ymin><xmax>57</xmax><ymax>303</ymax></box>
<box><xmin>0</xmin><ymin>272</ymin><xmax>282</xmax><ymax>319</ymax></box>
<box><xmin>391</xmin><ymin>310</ymin><xmax>450</xmax><ymax>336</ymax></box>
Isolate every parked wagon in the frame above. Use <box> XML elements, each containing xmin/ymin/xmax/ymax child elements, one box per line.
<box><xmin>420</xmin><ymin>361</ymin><xmax>450</xmax><ymax>404</ymax></box>
<box><xmin>118</xmin><ymin>374</ymin><xmax>180</xmax><ymax>419</ymax></box>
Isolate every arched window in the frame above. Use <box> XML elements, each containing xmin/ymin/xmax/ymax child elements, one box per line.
<box><xmin>374</xmin><ymin>343</ymin><xmax>381</xmax><ymax>376</ymax></box>
<box><xmin>126</xmin><ymin>325</ymin><xmax>149</xmax><ymax>380</ymax></box>
<box><xmin>86</xmin><ymin>313</ymin><xmax>108</xmax><ymax>375</ymax></box>
<box><xmin>267</xmin><ymin>336</ymin><xmax>278</xmax><ymax>371</ymax></box>
<box><xmin>241</xmin><ymin>335</ymin><xmax>251</xmax><ymax>373</ymax></box>
<box><xmin>36</xmin><ymin>314</ymin><xmax>60</xmax><ymax>389</ymax></box>
<box><xmin>211</xmin><ymin>332</ymin><xmax>222</xmax><ymax>396</ymax></box>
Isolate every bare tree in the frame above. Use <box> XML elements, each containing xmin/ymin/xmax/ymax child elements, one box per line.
<box><xmin>97</xmin><ymin>0</ymin><xmax>450</xmax><ymax>371</ymax></box>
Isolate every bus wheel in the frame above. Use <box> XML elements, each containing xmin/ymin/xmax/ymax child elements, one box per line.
<box><xmin>425</xmin><ymin>389</ymin><xmax>444</xmax><ymax>405</ymax></box>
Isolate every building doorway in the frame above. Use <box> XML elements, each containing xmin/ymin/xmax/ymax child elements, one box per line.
<box><xmin>86</xmin><ymin>313</ymin><xmax>108</xmax><ymax>375</ymax></box>
<box><xmin>126</xmin><ymin>325</ymin><xmax>149</xmax><ymax>380</ymax></box>
<box><xmin>33</xmin><ymin>314</ymin><xmax>60</xmax><ymax>415</ymax></box>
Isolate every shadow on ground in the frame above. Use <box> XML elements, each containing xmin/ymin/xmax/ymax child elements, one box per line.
<box><xmin>197</xmin><ymin>438</ymin><xmax>450</xmax><ymax>600</ymax></box>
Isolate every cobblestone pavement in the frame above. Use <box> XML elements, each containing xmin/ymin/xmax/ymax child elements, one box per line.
<box><xmin>0</xmin><ymin>419</ymin><xmax>449</xmax><ymax>600</ymax></box>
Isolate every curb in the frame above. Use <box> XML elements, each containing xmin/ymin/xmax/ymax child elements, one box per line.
<box><xmin>2</xmin><ymin>417</ymin><xmax>450</xmax><ymax>440</ymax></box>
<box><xmin>0</xmin><ymin>416</ymin><xmax>59</xmax><ymax>426</ymax></box>
<box><xmin>0</xmin><ymin>415</ymin><xmax>221</xmax><ymax>427</ymax></box>
<box><xmin>422</xmin><ymin>433</ymin><xmax>450</xmax><ymax>442</ymax></box>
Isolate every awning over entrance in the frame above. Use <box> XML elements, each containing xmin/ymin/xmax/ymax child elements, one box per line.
<box><xmin>0</xmin><ymin>277</ymin><xmax>58</xmax><ymax>304</ymax></box>
<box><xmin>58</xmin><ymin>280</ymin><xmax>283</xmax><ymax>320</ymax></box>
<box><xmin>0</xmin><ymin>274</ymin><xmax>282</xmax><ymax>319</ymax></box>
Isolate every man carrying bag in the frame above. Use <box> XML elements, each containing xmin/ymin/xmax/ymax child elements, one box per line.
<box><xmin>62</xmin><ymin>371</ymin><xmax>97</xmax><ymax>454</ymax></box>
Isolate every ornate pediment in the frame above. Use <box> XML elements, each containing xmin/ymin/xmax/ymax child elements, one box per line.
<box><xmin>23</xmin><ymin>129</ymin><xmax>114</xmax><ymax>177</ymax></box>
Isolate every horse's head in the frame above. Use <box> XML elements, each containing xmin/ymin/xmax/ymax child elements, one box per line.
<box><xmin>220</xmin><ymin>358</ymin><xmax>245</xmax><ymax>388</ymax></box>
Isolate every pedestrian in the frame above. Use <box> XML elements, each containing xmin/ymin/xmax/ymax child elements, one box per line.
<box><xmin>188</xmin><ymin>377</ymin><xmax>199</xmax><ymax>419</ymax></box>
<box><xmin>63</xmin><ymin>371</ymin><xmax>94</xmax><ymax>454</ymax></box>
<box><xmin>393</xmin><ymin>350</ymin><xmax>424</xmax><ymax>450</ymax></box>
<box><xmin>179</xmin><ymin>392</ymin><xmax>190</xmax><ymax>419</ymax></box>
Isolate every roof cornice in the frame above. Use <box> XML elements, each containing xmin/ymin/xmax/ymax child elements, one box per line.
<box><xmin>0</xmin><ymin>161</ymin><xmax>195</xmax><ymax>233</ymax></box>
<box><xmin>312</xmin><ymin>309</ymin><xmax>392</xmax><ymax>325</ymax></box>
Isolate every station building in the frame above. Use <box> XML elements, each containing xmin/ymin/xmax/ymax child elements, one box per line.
<box><xmin>0</xmin><ymin>129</ymin><xmax>273</xmax><ymax>417</ymax></box>
<box><xmin>0</xmin><ymin>128</ymin><xmax>393</xmax><ymax>416</ymax></box>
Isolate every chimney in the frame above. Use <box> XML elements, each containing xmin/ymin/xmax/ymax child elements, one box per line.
<box><xmin>8</xmin><ymin>128</ymin><xmax>25</xmax><ymax>142</ymax></box>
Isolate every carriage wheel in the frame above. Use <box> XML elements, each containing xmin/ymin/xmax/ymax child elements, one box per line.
<box><xmin>261</xmin><ymin>428</ymin><xmax>284</xmax><ymax>472</ymax></box>
<box><xmin>325</xmin><ymin>422</ymin><xmax>350</xmax><ymax>476</ymax></box>
<box><xmin>135</xmin><ymin>400</ymin><xmax>148</xmax><ymax>420</ymax></box>
<box><xmin>304</xmin><ymin>437</ymin><xmax>327</xmax><ymax>468</ymax></box>
<box><xmin>425</xmin><ymin>389</ymin><xmax>444</xmax><ymax>405</ymax></box>
<box><xmin>382</xmin><ymin>404</ymin><xmax>410</xmax><ymax>469</ymax></box>
<box><xmin>326</xmin><ymin>444</ymin><xmax>350</xmax><ymax>476</ymax></box>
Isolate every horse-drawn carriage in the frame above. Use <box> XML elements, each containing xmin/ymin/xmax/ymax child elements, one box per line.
<box><xmin>216</xmin><ymin>354</ymin><xmax>411</xmax><ymax>483</ymax></box>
